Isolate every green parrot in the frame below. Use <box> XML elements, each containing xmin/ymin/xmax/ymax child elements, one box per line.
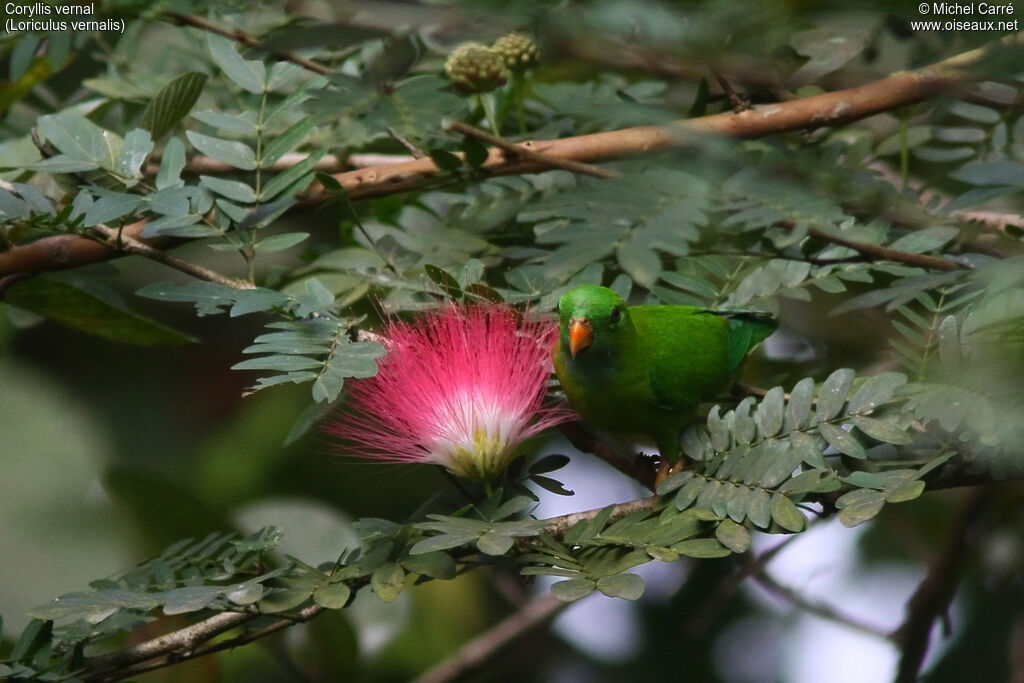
<box><xmin>553</xmin><ymin>285</ymin><xmax>777</xmax><ymax>468</ymax></box>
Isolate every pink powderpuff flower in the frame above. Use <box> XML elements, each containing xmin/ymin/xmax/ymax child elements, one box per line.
<box><xmin>326</xmin><ymin>304</ymin><xmax>574</xmax><ymax>482</ymax></box>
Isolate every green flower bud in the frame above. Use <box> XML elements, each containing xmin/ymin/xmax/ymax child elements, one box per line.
<box><xmin>491</xmin><ymin>32</ymin><xmax>540</xmax><ymax>73</ymax></box>
<box><xmin>444</xmin><ymin>42</ymin><xmax>510</xmax><ymax>95</ymax></box>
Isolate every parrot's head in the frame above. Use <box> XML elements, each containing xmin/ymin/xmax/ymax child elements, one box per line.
<box><xmin>557</xmin><ymin>285</ymin><xmax>633</xmax><ymax>360</ymax></box>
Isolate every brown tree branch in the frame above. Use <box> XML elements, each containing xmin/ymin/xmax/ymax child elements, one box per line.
<box><xmin>446</xmin><ymin>121</ymin><xmax>619</xmax><ymax>179</ymax></box>
<box><xmin>145</xmin><ymin>152</ymin><xmax>414</xmax><ymax>176</ymax></box>
<box><xmin>305</xmin><ymin>32</ymin><xmax>1021</xmax><ymax>202</ymax></box>
<box><xmin>411</xmin><ymin>594</ymin><xmax>566</xmax><ymax>683</ymax></box>
<box><xmin>892</xmin><ymin>487</ymin><xmax>990</xmax><ymax>683</ymax></box>
<box><xmin>2</xmin><ymin>33</ymin><xmax>1017</xmax><ymax>283</ymax></box>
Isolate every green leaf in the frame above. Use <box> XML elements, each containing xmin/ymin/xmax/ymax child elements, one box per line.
<box><xmin>779</xmin><ymin>469</ymin><xmax>829</xmax><ymax>495</ymax></box>
<box><xmin>187</xmin><ymin>131</ymin><xmax>257</xmax><ymax>170</ymax></box>
<box><xmin>255</xmin><ymin>231</ymin><xmax>309</xmax><ymax>253</ymax></box>
<box><xmin>410</xmin><ymin>531</ymin><xmax>479</xmax><ymax>554</ymax></box>
<box><xmin>200</xmin><ymin>174</ymin><xmax>257</xmax><ymax>203</ymax></box>
<box><xmin>848</xmin><ymin>372</ymin><xmax>907</xmax><ymax>415</ymax></box>
<box><xmin>816</xmin><ymin>368</ymin><xmax>855</xmax><ymax>421</ymax></box>
<box><xmin>120</xmin><ymin>128</ymin><xmax>154</xmax><ymax>180</ymax></box>
<box><xmin>312</xmin><ymin>340</ymin><xmax>385</xmax><ymax>403</ymax></box>
<box><xmin>225</xmin><ymin>583</ymin><xmax>265</xmax><ymax>605</ymax></box>
<box><xmin>947</xmin><ymin>100</ymin><xmax>1000</xmax><ymax>124</ymax></box>
<box><xmin>192</xmin><ymin>110</ymin><xmax>258</xmax><ymax>135</ymax></box>
<box><xmin>10</xmin><ymin>619</ymin><xmax>52</xmax><ymax>662</ymax></box>
<box><xmin>142</xmin><ymin>72</ymin><xmax>208</xmax><ymax>140</ymax></box>
<box><xmin>885</xmin><ymin>479</ymin><xmax>925</xmax><ymax>503</ymax></box>
<box><xmin>429</xmin><ymin>149</ymin><xmax>463</xmax><ymax>172</ymax></box>
<box><xmin>757</xmin><ymin>386</ymin><xmax>785</xmax><ymax>437</ymax></box>
<box><xmin>229</xmin><ymin>288</ymin><xmax>291</xmax><ymax>316</ymax></box>
<box><xmin>161</xmin><ymin>586</ymin><xmax>222</xmax><ymax>615</ymax></box>
<box><xmin>156</xmin><ymin>136</ymin><xmax>187</xmax><ymax>190</ymax></box>
<box><xmin>425</xmin><ymin>264</ymin><xmax>462</xmax><ymax>296</ymax></box>
<box><xmin>259</xmin><ymin>587</ymin><xmax>313</xmax><ymax>613</ymax></box>
<box><xmin>37</xmin><ymin>113</ymin><xmax>111</xmax><ymax>167</ymax></box>
<box><xmin>747</xmin><ymin>488</ymin><xmax>772</xmax><ymax>528</ymax></box>
<box><xmin>25</xmin><ymin>155</ymin><xmax>99</xmax><ymax>173</ymax></box>
<box><xmin>136</xmin><ymin>281</ymin><xmax>236</xmax><ymax>316</ymax></box>
<box><xmin>551</xmin><ymin>578</ymin><xmax>596</xmax><ymax>602</ymax></box>
<box><xmin>401</xmin><ymin>551</ymin><xmax>457</xmax><ymax>579</ymax></box>
<box><xmin>770</xmin><ymin>492</ymin><xmax>806</xmax><ymax>532</ymax></box>
<box><xmin>656</xmin><ymin>470</ymin><xmax>694</xmax><ymax>496</ymax></box>
<box><xmin>950</xmin><ymin>161</ymin><xmax>1024</xmax><ymax>187</ymax></box>
<box><xmin>674</xmin><ymin>476</ymin><xmax>707</xmax><ymax>511</ymax></box>
<box><xmin>83</xmin><ymin>193</ymin><xmax>144</xmax><ymax>226</ymax></box>
<box><xmin>6</xmin><ymin>276</ymin><xmax>193</xmax><ymax>346</ymax></box>
<box><xmin>207</xmin><ymin>33</ymin><xmax>266</xmax><ymax>94</ymax></box>
<box><xmin>463</xmin><ymin>137</ymin><xmax>489</xmax><ymax>167</ymax></box>
<box><xmin>9</xmin><ymin>35</ymin><xmax>39</xmax><ymax>81</ymax></box>
<box><xmin>818</xmin><ymin>422</ymin><xmax>866</xmax><ymax>459</ymax></box>
<box><xmin>836</xmin><ymin>489</ymin><xmax>886</xmax><ymax>527</ymax></box>
<box><xmin>715</xmin><ymin>519</ymin><xmax>752</xmax><ymax>553</ymax></box>
<box><xmin>888</xmin><ymin>227</ymin><xmax>958</xmax><ymax>255</ymax></box>
<box><xmin>477</xmin><ymin>531</ymin><xmax>515</xmax><ymax>556</ymax></box>
<box><xmin>672</xmin><ymin>538</ymin><xmax>732</xmax><ymax>558</ymax></box>
<box><xmin>529</xmin><ymin>454</ymin><xmax>571</xmax><ymax>475</ymax></box>
<box><xmin>530</xmin><ymin>474</ymin><xmax>574</xmax><ymax>496</ymax></box>
<box><xmin>596</xmin><ymin>573</ymin><xmax>645</xmax><ymax>600</ymax></box>
<box><xmin>259</xmin><ymin>150</ymin><xmax>325</xmax><ymax>200</ymax></box>
<box><xmin>261</xmin><ymin>116</ymin><xmax>316</xmax><ymax>167</ymax></box>
<box><xmin>688</xmin><ymin>77</ymin><xmax>709</xmax><ymax>117</ymax></box>
<box><xmin>370</xmin><ymin>562</ymin><xmax>406</xmax><ymax>603</ymax></box>
<box><xmin>852</xmin><ymin>415</ymin><xmax>912</xmax><ymax>445</ymax></box>
<box><xmin>617</xmin><ymin>241</ymin><xmax>661</xmax><ymax>288</ymax></box>
<box><xmin>313</xmin><ymin>582</ymin><xmax>352</xmax><ymax>609</ymax></box>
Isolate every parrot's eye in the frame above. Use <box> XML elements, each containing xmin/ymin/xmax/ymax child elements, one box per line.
<box><xmin>609</xmin><ymin>306</ymin><xmax>622</xmax><ymax>325</ymax></box>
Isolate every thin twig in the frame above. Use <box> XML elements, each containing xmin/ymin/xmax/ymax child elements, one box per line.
<box><xmin>711</xmin><ymin>69</ymin><xmax>752</xmax><ymax>112</ymax></box>
<box><xmin>88</xmin><ymin>224</ymin><xmax>255</xmax><ymax>290</ymax></box>
<box><xmin>752</xmin><ymin>568</ymin><xmax>893</xmax><ymax>641</ymax></box>
<box><xmin>892</xmin><ymin>487</ymin><xmax>989</xmax><ymax>683</ymax></box>
<box><xmin>683</xmin><ymin>535</ymin><xmax>797</xmax><ymax>638</ymax></box>
<box><xmin>445</xmin><ymin>121</ymin><xmax>619</xmax><ymax>179</ymax></box>
<box><xmin>163</xmin><ymin>13</ymin><xmax>330</xmax><ymax>75</ymax></box>
<box><xmin>542</xmin><ymin>496</ymin><xmax>657</xmax><ymax>538</ymax></box>
<box><xmin>806</xmin><ymin>226</ymin><xmax>964</xmax><ymax>272</ymax></box>
<box><xmin>388</xmin><ymin>127</ymin><xmax>427</xmax><ymax>159</ymax></box>
<box><xmin>411</xmin><ymin>594</ymin><xmax>566</xmax><ymax>683</ymax></box>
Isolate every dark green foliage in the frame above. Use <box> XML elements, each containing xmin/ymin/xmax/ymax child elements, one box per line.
<box><xmin>142</xmin><ymin>72</ymin><xmax>209</xmax><ymax>140</ymax></box>
<box><xmin>3</xmin><ymin>276</ymin><xmax>194</xmax><ymax>346</ymax></box>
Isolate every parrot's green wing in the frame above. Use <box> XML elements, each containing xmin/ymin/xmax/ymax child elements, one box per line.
<box><xmin>716</xmin><ymin>311</ymin><xmax>779</xmax><ymax>372</ymax></box>
<box><xmin>635</xmin><ymin>307</ymin><xmax>734</xmax><ymax>413</ymax></box>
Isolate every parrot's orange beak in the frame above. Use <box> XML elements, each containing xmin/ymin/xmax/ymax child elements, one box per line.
<box><xmin>568</xmin><ymin>317</ymin><xmax>593</xmax><ymax>359</ymax></box>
